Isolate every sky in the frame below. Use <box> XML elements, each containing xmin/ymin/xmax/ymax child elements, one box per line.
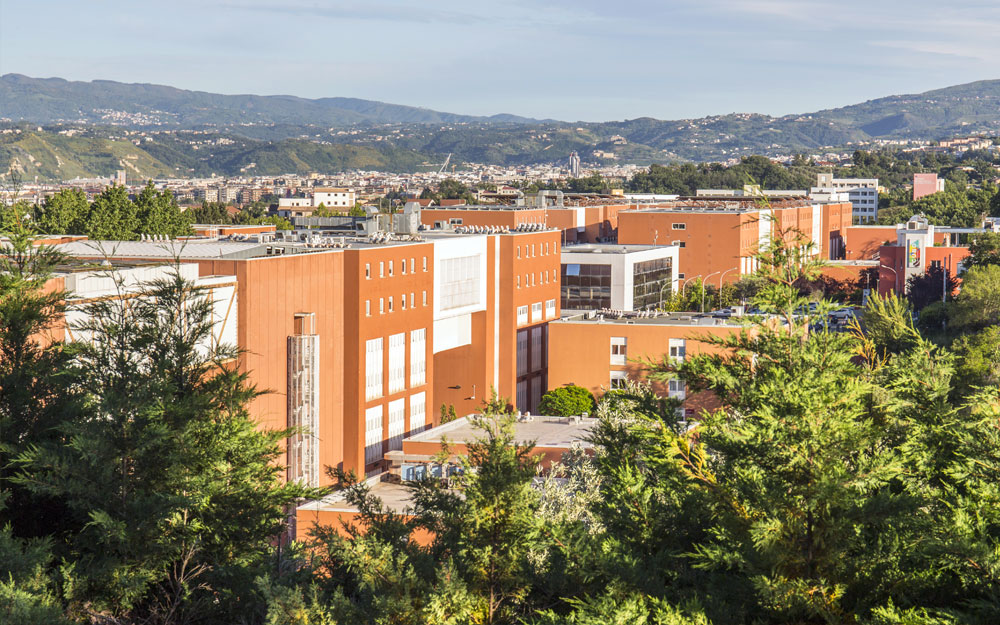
<box><xmin>1</xmin><ymin>0</ymin><xmax>999</xmax><ymax>122</ymax></box>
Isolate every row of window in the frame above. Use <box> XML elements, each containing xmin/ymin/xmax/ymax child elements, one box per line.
<box><xmin>364</xmin><ymin>391</ymin><xmax>427</xmax><ymax>466</ymax></box>
<box><xmin>515</xmin><ymin>241</ymin><xmax>554</xmax><ymax>258</ymax></box>
<box><xmin>609</xmin><ymin>337</ymin><xmax>686</xmax><ymax>364</ymax></box>
<box><xmin>365</xmin><ymin>330</ymin><xmax>427</xmax><ymax>401</ymax></box>
<box><xmin>366</xmin><ymin>291</ymin><xmax>429</xmax><ymax>315</ymax></box>
<box><xmin>517</xmin><ymin>269</ymin><xmax>557</xmax><ymax>288</ymax></box>
<box><xmin>608</xmin><ymin>371</ymin><xmax>685</xmax><ymax>397</ymax></box>
<box><xmin>365</xmin><ymin>256</ymin><xmax>429</xmax><ymax>279</ymax></box>
<box><xmin>516</xmin><ymin>299</ymin><xmax>557</xmax><ymax>326</ymax></box>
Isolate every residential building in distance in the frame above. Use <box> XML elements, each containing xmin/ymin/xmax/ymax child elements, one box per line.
<box><xmin>568</xmin><ymin>151</ymin><xmax>581</xmax><ymax>177</ymax></box>
<box><xmin>560</xmin><ymin>244</ymin><xmax>679</xmax><ymax>311</ymax></box>
<box><xmin>913</xmin><ymin>173</ymin><xmax>945</xmax><ymax>201</ymax></box>
<box><xmin>814</xmin><ymin>173</ymin><xmax>879</xmax><ymax>223</ymax></box>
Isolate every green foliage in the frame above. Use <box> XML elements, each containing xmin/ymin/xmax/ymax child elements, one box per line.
<box><xmin>878</xmin><ymin>182</ymin><xmax>996</xmax><ymax>227</ymax></box>
<box><xmin>965</xmin><ymin>231</ymin><xmax>1000</xmax><ymax>269</ymax></box>
<box><xmin>36</xmin><ymin>189</ymin><xmax>88</xmax><ymax>234</ymax></box>
<box><xmin>538</xmin><ymin>385</ymin><xmax>596</xmax><ymax>417</ymax></box>
<box><xmin>906</xmin><ymin>265</ymin><xmax>958</xmax><ymax>311</ymax></box>
<box><xmin>0</xmin><ymin>526</ymin><xmax>71</xmax><ymax>625</ymax></box>
<box><xmin>948</xmin><ymin>265</ymin><xmax>1000</xmax><ymax>330</ymax></box>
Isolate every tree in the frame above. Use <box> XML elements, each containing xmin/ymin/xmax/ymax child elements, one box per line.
<box><xmin>965</xmin><ymin>231</ymin><xmax>1000</xmax><ymax>269</ymax></box>
<box><xmin>950</xmin><ymin>326</ymin><xmax>1000</xmax><ymax>399</ymax></box>
<box><xmin>184</xmin><ymin>201</ymin><xmax>232</xmax><ymax>225</ymax></box>
<box><xmin>36</xmin><ymin>189</ymin><xmax>88</xmax><ymax>234</ymax></box>
<box><xmin>948</xmin><ymin>264</ymin><xmax>1000</xmax><ymax>330</ymax></box>
<box><xmin>84</xmin><ymin>184</ymin><xmax>137</xmax><ymax>240</ymax></box>
<box><xmin>16</xmin><ymin>264</ymin><xmax>313</xmax><ymax>622</ymax></box>
<box><xmin>134</xmin><ymin>181</ymin><xmax>189</xmax><ymax>238</ymax></box>
<box><xmin>538</xmin><ymin>385</ymin><xmax>596</xmax><ymax>417</ymax></box>
<box><xmin>906</xmin><ymin>265</ymin><xmax>958</xmax><ymax>311</ymax></box>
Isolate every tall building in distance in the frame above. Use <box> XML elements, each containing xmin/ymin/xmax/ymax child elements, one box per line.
<box><xmin>913</xmin><ymin>173</ymin><xmax>945</xmax><ymax>201</ymax></box>
<box><xmin>813</xmin><ymin>173</ymin><xmax>879</xmax><ymax>224</ymax></box>
<box><xmin>114</xmin><ymin>169</ymin><xmax>127</xmax><ymax>186</ymax></box>
<box><xmin>568</xmin><ymin>151</ymin><xmax>581</xmax><ymax>178</ymax></box>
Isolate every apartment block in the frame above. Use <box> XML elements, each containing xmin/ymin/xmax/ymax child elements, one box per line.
<box><xmin>814</xmin><ymin>173</ymin><xmax>879</xmax><ymax>223</ymax></box>
<box><xmin>913</xmin><ymin>173</ymin><xmax>945</xmax><ymax>201</ymax></box>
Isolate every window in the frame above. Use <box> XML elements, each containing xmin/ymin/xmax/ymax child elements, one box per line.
<box><xmin>672</xmin><ymin>223</ymin><xmax>686</xmax><ymax>230</ymax></box>
<box><xmin>365</xmin><ymin>263</ymin><xmax>371</xmax><ymax>279</ymax></box>
<box><xmin>516</xmin><ymin>331</ymin><xmax>528</xmax><ymax>376</ymax></box>
<box><xmin>545</xmin><ymin>242</ymin><xmax>549</xmax><ymax>255</ymax></box>
<box><xmin>388</xmin><ymin>333</ymin><xmax>405</xmax><ymax>394</ymax></box>
<box><xmin>439</xmin><ymin>255</ymin><xmax>481</xmax><ymax>310</ymax></box>
<box><xmin>401</xmin><ymin>293</ymin><xmax>406</xmax><ymax>310</ymax></box>
<box><xmin>388</xmin><ymin>296</ymin><xmax>394</xmax><ymax>313</ymax></box>
<box><xmin>365</xmin><ymin>338</ymin><xmax>383</xmax><ymax>401</ymax></box>
<box><xmin>517</xmin><ymin>305</ymin><xmax>528</xmax><ymax>325</ymax></box>
<box><xmin>411</xmin><ymin>258</ymin><xmax>415</xmax><ymax>273</ymax></box>
<box><xmin>672</xmin><ymin>240</ymin><xmax>686</xmax><ymax>247</ymax></box>
<box><xmin>365</xmin><ymin>300</ymin><xmax>371</xmax><ymax>316</ymax></box>
<box><xmin>517</xmin><ymin>246</ymin><xmax>521</xmax><ymax>259</ymax></box>
<box><xmin>364</xmin><ymin>406</ymin><xmax>383</xmax><ymax>466</ymax></box>
<box><xmin>389</xmin><ymin>260</ymin><xmax>394</xmax><ymax>277</ymax></box>
<box><xmin>409</xmin><ymin>392</ymin><xmax>426</xmax><ymax>434</ymax></box>
<box><xmin>531</xmin><ymin>302</ymin><xmax>543</xmax><ymax>323</ymax></box>
<box><xmin>531</xmin><ymin>244</ymin><xmax>535</xmax><ymax>257</ymax></box>
<box><xmin>546</xmin><ymin>298</ymin><xmax>556</xmax><ymax>319</ymax></box>
<box><xmin>410</xmin><ymin>329</ymin><xmax>426</xmax><ymax>387</ymax></box>
<box><xmin>449</xmin><ymin>218</ymin><xmax>463</xmax><ymax>225</ymax></box>
<box><xmin>423</xmin><ymin>256</ymin><xmax>428</xmax><ymax>272</ymax></box>
<box><xmin>379</xmin><ymin>298</ymin><xmax>385</xmax><ymax>314</ymax></box>
<box><xmin>422</xmin><ymin>290</ymin><xmax>427</xmax><ymax>306</ymax></box>
<box><xmin>610</xmin><ymin>370</ymin><xmax>628</xmax><ymax>390</ymax></box>
<box><xmin>668</xmin><ymin>378</ymin><xmax>686</xmax><ymax>400</ymax></box>
<box><xmin>530</xmin><ymin>273</ymin><xmax>535</xmax><ymax>287</ymax></box>
<box><xmin>380</xmin><ymin>261</ymin><xmax>385</xmax><ymax>278</ymax></box>
<box><xmin>669</xmin><ymin>338</ymin><xmax>686</xmax><ymax>362</ymax></box>
<box><xmin>516</xmin><ymin>275</ymin><xmax>520</xmax><ymax>289</ymax></box>
<box><xmin>388</xmin><ymin>399</ymin><xmax>405</xmax><ymax>451</ymax></box>
<box><xmin>401</xmin><ymin>259</ymin><xmax>406</xmax><ymax>274</ymax></box>
<box><xmin>611</xmin><ymin>336</ymin><xmax>627</xmax><ymax>365</ymax></box>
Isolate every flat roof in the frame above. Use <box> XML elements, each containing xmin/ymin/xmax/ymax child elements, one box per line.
<box><xmin>561</xmin><ymin>243</ymin><xmax>669</xmax><ymax>255</ymax></box>
<box><xmin>406</xmin><ymin>414</ymin><xmax>597</xmax><ymax>450</ymax></box>
<box><xmin>555</xmin><ymin>310</ymin><xmax>742</xmax><ymax>327</ymax></box>
<box><xmin>298</xmin><ymin>481</ymin><xmax>416</xmax><ymax>515</ymax></box>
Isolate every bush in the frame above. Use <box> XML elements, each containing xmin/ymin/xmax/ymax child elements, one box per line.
<box><xmin>538</xmin><ymin>385</ymin><xmax>596</xmax><ymax>417</ymax></box>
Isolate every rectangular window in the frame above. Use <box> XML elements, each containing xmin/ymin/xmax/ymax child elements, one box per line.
<box><xmin>410</xmin><ymin>329</ymin><xmax>426</xmax><ymax>387</ymax></box>
<box><xmin>388</xmin><ymin>398</ymin><xmax>405</xmax><ymax>451</ymax></box>
<box><xmin>672</xmin><ymin>223</ymin><xmax>686</xmax><ymax>230</ymax></box>
<box><xmin>365</xmin><ymin>263</ymin><xmax>371</xmax><ymax>279</ymax></box>
<box><xmin>439</xmin><ymin>255</ymin><xmax>481</xmax><ymax>311</ymax></box>
<box><xmin>668</xmin><ymin>378</ymin><xmax>686</xmax><ymax>400</ymax></box>
<box><xmin>364</xmin><ymin>405</ymin><xmax>383</xmax><ymax>466</ymax></box>
<box><xmin>409</xmin><ymin>392</ymin><xmax>426</xmax><ymax>434</ymax></box>
<box><xmin>423</xmin><ymin>256</ymin><xmax>428</xmax><ymax>272</ymax></box>
<box><xmin>516</xmin><ymin>331</ymin><xmax>528</xmax><ymax>377</ymax></box>
<box><xmin>380</xmin><ymin>261</ymin><xmax>385</xmax><ymax>278</ymax></box>
<box><xmin>379</xmin><ymin>298</ymin><xmax>385</xmax><ymax>314</ymax></box>
<box><xmin>531</xmin><ymin>244</ymin><xmax>536</xmax><ymax>257</ymax></box>
<box><xmin>610</xmin><ymin>370</ymin><xmax>628</xmax><ymax>390</ymax></box>
<box><xmin>401</xmin><ymin>259</ymin><xmax>406</xmax><ymax>274</ymax></box>
<box><xmin>389</xmin><ymin>260</ymin><xmax>394</xmax><ymax>277</ymax></box>
<box><xmin>530</xmin><ymin>326</ymin><xmax>543</xmax><ymax>372</ymax></box>
<box><xmin>365</xmin><ymin>338</ymin><xmax>383</xmax><ymax>401</ymax></box>
<box><xmin>422</xmin><ymin>290</ymin><xmax>428</xmax><ymax>306</ymax></box>
<box><xmin>411</xmin><ymin>258</ymin><xmax>415</xmax><ymax>274</ymax></box>
<box><xmin>669</xmin><ymin>338</ymin><xmax>686</xmax><ymax>362</ymax></box>
<box><xmin>517</xmin><ymin>246</ymin><xmax>521</xmax><ymax>258</ymax></box>
<box><xmin>365</xmin><ymin>300</ymin><xmax>371</xmax><ymax>316</ymax></box>
<box><xmin>516</xmin><ymin>275</ymin><xmax>521</xmax><ymax>289</ymax></box>
<box><xmin>611</xmin><ymin>336</ymin><xmax>627</xmax><ymax>365</ymax></box>
<box><xmin>388</xmin><ymin>296</ymin><xmax>394</xmax><ymax>313</ymax></box>
<box><xmin>546</xmin><ymin>298</ymin><xmax>556</xmax><ymax>319</ymax></box>
<box><xmin>517</xmin><ymin>305</ymin><xmax>528</xmax><ymax>325</ymax></box>
<box><xmin>388</xmin><ymin>333</ymin><xmax>405</xmax><ymax>394</ymax></box>
<box><xmin>531</xmin><ymin>301</ymin><xmax>543</xmax><ymax>323</ymax></box>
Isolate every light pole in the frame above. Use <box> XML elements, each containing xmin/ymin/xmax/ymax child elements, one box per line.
<box><xmin>682</xmin><ymin>275</ymin><xmax>701</xmax><ymax>297</ymax></box>
<box><xmin>702</xmin><ymin>271</ymin><xmax>721</xmax><ymax>313</ymax></box>
<box><xmin>881</xmin><ymin>264</ymin><xmax>899</xmax><ymax>295</ymax></box>
<box><xmin>718</xmin><ymin>267</ymin><xmax>738</xmax><ymax>289</ymax></box>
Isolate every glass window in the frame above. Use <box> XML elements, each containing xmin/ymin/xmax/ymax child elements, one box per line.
<box><xmin>633</xmin><ymin>257</ymin><xmax>674</xmax><ymax>310</ymax></box>
<box><xmin>560</xmin><ymin>263</ymin><xmax>612</xmax><ymax>310</ymax></box>
<box><xmin>611</xmin><ymin>336</ymin><xmax>626</xmax><ymax>365</ymax></box>
<box><xmin>410</xmin><ymin>329</ymin><xmax>426</xmax><ymax>387</ymax></box>
<box><xmin>365</xmin><ymin>338</ymin><xmax>383</xmax><ymax>401</ymax></box>
<box><xmin>365</xmin><ymin>300</ymin><xmax>371</xmax><ymax>316</ymax></box>
<box><xmin>388</xmin><ymin>333</ymin><xmax>406</xmax><ymax>394</ymax></box>
<box><xmin>380</xmin><ymin>261</ymin><xmax>385</xmax><ymax>278</ymax></box>
<box><xmin>365</xmin><ymin>263</ymin><xmax>371</xmax><ymax>279</ymax></box>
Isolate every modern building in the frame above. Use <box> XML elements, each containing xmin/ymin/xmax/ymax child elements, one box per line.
<box><xmin>616</xmin><ymin>196</ymin><xmax>853</xmax><ymax>282</ymax></box>
<box><xmin>560</xmin><ymin>244</ymin><xmax>679</xmax><ymax>311</ymax></box>
<box><xmin>568</xmin><ymin>151</ymin><xmax>581</xmax><ymax>177</ymax></box>
<box><xmin>51</xmin><ymin>218</ymin><xmax>561</xmax><ymax>485</ymax></box>
<box><xmin>913</xmin><ymin>173</ymin><xmax>945</xmax><ymax>201</ymax></box>
<box><xmin>814</xmin><ymin>173</ymin><xmax>879</xmax><ymax>223</ymax></box>
<box><xmin>877</xmin><ymin>215</ymin><xmax>971</xmax><ymax>295</ymax></box>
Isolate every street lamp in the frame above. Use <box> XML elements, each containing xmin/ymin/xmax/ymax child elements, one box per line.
<box><xmin>682</xmin><ymin>275</ymin><xmax>701</xmax><ymax>297</ymax></box>
<box><xmin>881</xmin><ymin>264</ymin><xmax>899</xmax><ymax>295</ymax></box>
<box><xmin>702</xmin><ymin>271</ymin><xmax>721</xmax><ymax>313</ymax></box>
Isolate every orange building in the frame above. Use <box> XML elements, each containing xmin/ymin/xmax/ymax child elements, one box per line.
<box><xmin>547</xmin><ymin>311</ymin><xmax>743</xmax><ymax>419</ymax></box>
<box><xmin>875</xmin><ymin>215</ymin><xmax>972</xmax><ymax>296</ymax></box>
<box><xmin>616</xmin><ymin>197</ymin><xmax>853</xmax><ymax>282</ymax></box>
<box><xmin>53</xmin><ymin>225</ymin><xmax>561</xmax><ymax>484</ymax></box>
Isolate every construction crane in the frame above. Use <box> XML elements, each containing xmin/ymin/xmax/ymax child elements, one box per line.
<box><xmin>437</xmin><ymin>153</ymin><xmax>451</xmax><ymax>174</ymax></box>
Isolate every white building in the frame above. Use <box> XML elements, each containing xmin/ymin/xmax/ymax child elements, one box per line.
<box><xmin>313</xmin><ymin>188</ymin><xmax>356</xmax><ymax>208</ymax></box>
<box><xmin>813</xmin><ymin>173</ymin><xmax>879</xmax><ymax>224</ymax></box>
<box><xmin>560</xmin><ymin>244</ymin><xmax>680</xmax><ymax>312</ymax></box>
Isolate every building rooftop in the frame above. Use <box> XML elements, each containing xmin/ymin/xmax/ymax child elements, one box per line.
<box><xmin>556</xmin><ymin>309</ymin><xmax>743</xmax><ymax>327</ymax></box>
<box><xmin>406</xmin><ymin>414</ymin><xmax>597</xmax><ymax>450</ymax></box>
<box><xmin>561</xmin><ymin>243</ymin><xmax>668</xmax><ymax>255</ymax></box>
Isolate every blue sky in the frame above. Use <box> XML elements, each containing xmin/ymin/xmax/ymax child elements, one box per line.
<box><xmin>2</xmin><ymin>0</ymin><xmax>998</xmax><ymax>121</ymax></box>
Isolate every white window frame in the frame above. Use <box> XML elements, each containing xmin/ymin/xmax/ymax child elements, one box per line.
<box><xmin>365</xmin><ymin>338</ymin><xmax>383</xmax><ymax>401</ymax></box>
<box><xmin>517</xmin><ymin>305</ymin><xmax>528</xmax><ymax>325</ymax></box>
<box><xmin>611</xmin><ymin>336</ymin><xmax>627</xmax><ymax>365</ymax></box>
<box><xmin>388</xmin><ymin>332</ymin><xmax>406</xmax><ymax>394</ymax></box>
<box><xmin>409</xmin><ymin>391</ymin><xmax>426</xmax><ymax>434</ymax></box>
<box><xmin>365</xmin><ymin>405</ymin><xmax>383</xmax><ymax>465</ymax></box>
<box><xmin>410</xmin><ymin>328</ymin><xmax>426</xmax><ymax>387</ymax></box>
<box><xmin>531</xmin><ymin>301</ymin><xmax>543</xmax><ymax>323</ymax></box>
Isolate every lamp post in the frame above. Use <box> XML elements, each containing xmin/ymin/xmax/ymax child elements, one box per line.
<box><xmin>718</xmin><ymin>267</ymin><xmax>738</xmax><ymax>289</ymax></box>
<box><xmin>881</xmin><ymin>264</ymin><xmax>899</xmax><ymax>295</ymax></box>
<box><xmin>702</xmin><ymin>271</ymin><xmax>721</xmax><ymax>313</ymax></box>
<box><xmin>682</xmin><ymin>275</ymin><xmax>701</xmax><ymax>297</ymax></box>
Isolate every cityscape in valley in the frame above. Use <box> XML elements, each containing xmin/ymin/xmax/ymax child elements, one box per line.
<box><xmin>4</xmin><ymin>2</ymin><xmax>1000</xmax><ymax>624</ymax></box>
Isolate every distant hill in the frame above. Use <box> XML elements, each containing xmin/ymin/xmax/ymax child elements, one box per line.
<box><xmin>0</xmin><ymin>74</ymin><xmax>543</xmax><ymax>127</ymax></box>
<box><xmin>2</xmin><ymin>75</ymin><xmax>1000</xmax><ymax>179</ymax></box>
